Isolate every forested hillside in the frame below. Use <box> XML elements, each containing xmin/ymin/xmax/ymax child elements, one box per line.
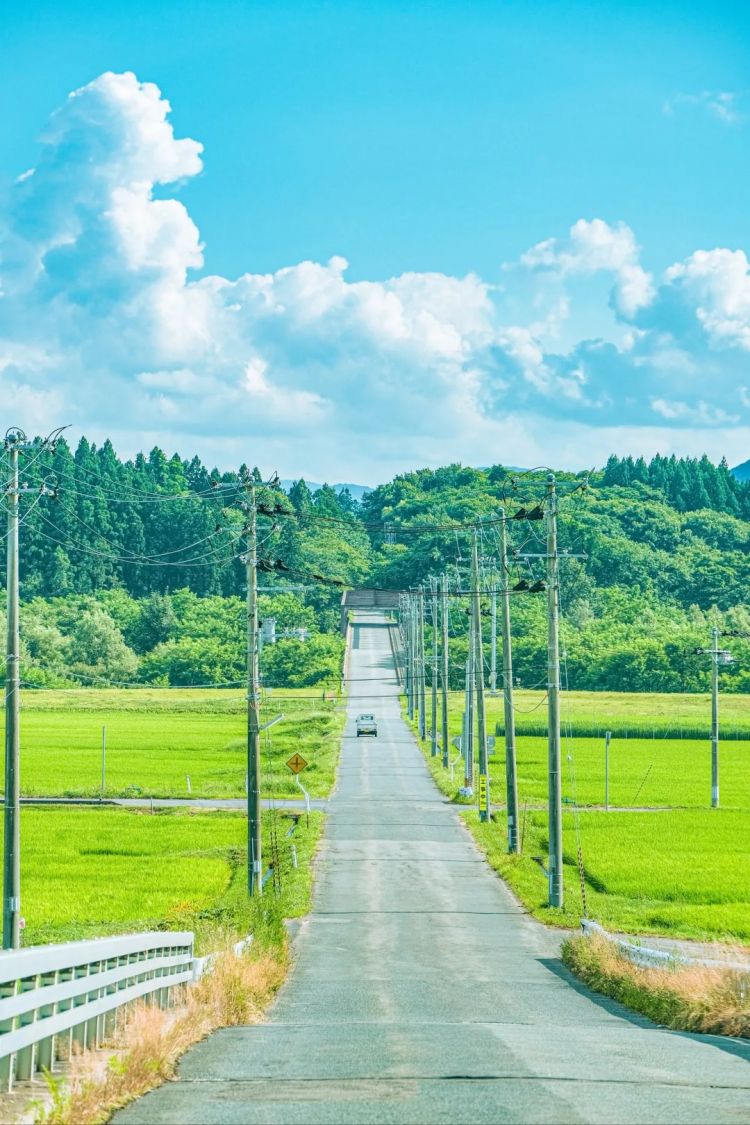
<box><xmin>363</xmin><ymin>456</ymin><xmax>750</xmax><ymax>692</ymax></box>
<box><xmin>2</xmin><ymin>438</ymin><xmax>750</xmax><ymax>692</ymax></box>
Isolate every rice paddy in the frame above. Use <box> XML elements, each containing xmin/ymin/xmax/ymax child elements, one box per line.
<box><xmin>0</xmin><ymin>688</ymin><xmax>344</xmax><ymax>798</ymax></box>
<box><xmin>4</xmin><ymin>805</ymin><xmax>324</xmax><ymax>949</ymax></box>
<box><xmin>411</xmin><ymin>690</ymin><xmax>750</xmax><ymax>944</ymax></box>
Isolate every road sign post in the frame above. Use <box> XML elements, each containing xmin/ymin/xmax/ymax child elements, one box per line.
<box><xmin>286</xmin><ymin>753</ymin><xmax>309</xmax><ymax>826</ymax></box>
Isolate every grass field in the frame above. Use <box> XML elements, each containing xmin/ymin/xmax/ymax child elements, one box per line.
<box><xmin>419</xmin><ymin>726</ymin><xmax>750</xmax><ymax>811</ymax></box>
<box><xmin>493</xmin><ymin>734</ymin><xmax>750</xmax><ymax>809</ymax></box>
<box><xmin>468</xmin><ymin>807</ymin><xmax>750</xmax><ymax>943</ymax></box>
<box><xmin>440</xmin><ymin>689</ymin><xmax>750</xmax><ymax>737</ymax></box>
<box><xmin>0</xmin><ymin>688</ymin><xmax>345</xmax><ymax>799</ymax></box>
<box><xmin>6</xmin><ymin>806</ymin><xmax>324</xmax><ymax>951</ymax></box>
<box><xmin>415</xmin><ymin>702</ymin><xmax>750</xmax><ymax>810</ymax></box>
<box><xmin>410</xmin><ymin>692</ymin><xmax>750</xmax><ymax>945</ymax></box>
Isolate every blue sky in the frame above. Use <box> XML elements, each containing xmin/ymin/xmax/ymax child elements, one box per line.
<box><xmin>2</xmin><ymin>1</ymin><xmax>750</xmax><ymax>480</ymax></box>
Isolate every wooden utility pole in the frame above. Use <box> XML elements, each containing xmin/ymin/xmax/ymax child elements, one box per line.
<box><xmin>499</xmin><ymin>510</ymin><xmax>519</xmax><ymax>852</ymax></box>
<box><xmin>546</xmin><ymin>475</ymin><xmax>563</xmax><ymax>908</ymax></box>
<box><xmin>245</xmin><ymin>482</ymin><xmax>262</xmax><ymax>895</ymax></box>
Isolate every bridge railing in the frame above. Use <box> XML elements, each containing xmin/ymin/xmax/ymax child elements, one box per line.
<box><xmin>0</xmin><ymin>930</ymin><xmax>194</xmax><ymax>1092</ymax></box>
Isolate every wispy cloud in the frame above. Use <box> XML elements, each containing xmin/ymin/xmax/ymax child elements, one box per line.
<box><xmin>663</xmin><ymin>90</ymin><xmax>743</xmax><ymax>125</ymax></box>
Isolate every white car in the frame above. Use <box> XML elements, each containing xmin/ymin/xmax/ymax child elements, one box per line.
<box><xmin>356</xmin><ymin>713</ymin><xmax>378</xmax><ymax>737</ymax></box>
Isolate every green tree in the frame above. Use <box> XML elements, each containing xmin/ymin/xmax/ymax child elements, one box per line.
<box><xmin>67</xmin><ymin>608</ymin><xmax>138</xmax><ymax>683</ymax></box>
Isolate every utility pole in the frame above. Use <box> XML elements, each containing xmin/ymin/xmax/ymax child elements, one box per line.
<box><xmin>546</xmin><ymin>475</ymin><xmax>563</xmax><ymax>908</ymax></box>
<box><xmin>413</xmin><ymin>593</ymin><xmax>420</xmax><ymax>727</ymax></box>
<box><xmin>490</xmin><ymin>583</ymin><xmax>498</xmax><ymax>695</ymax></box>
<box><xmin>3</xmin><ymin>432</ymin><xmax>22</xmax><ymax>949</ymax></box>
<box><xmin>2</xmin><ymin>427</ymin><xmax>61</xmax><ymax>948</ymax></box>
<box><xmin>413</xmin><ymin>594</ymin><xmax>418</xmax><ymax>723</ymax></box>
<box><xmin>472</xmin><ymin>530</ymin><xmax>490</xmax><ymax>821</ymax></box>
<box><xmin>694</xmin><ymin>627</ymin><xmax>733</xmax><ymax>808</ymax></box>
<box><xmin>441</xmin><ymin>573</ymin><xmax>450</xmax><ymax>769</ymax></box>
<box><xmin>401</xmin><ymin>595</ymin><xmax>410</xmax><ymax>715</ymax></box>
<box><xmin>245</xmin><ymin>481</ymin><xmax>262</xmax><ymax>895</ymax></box>
<box><xmin>499</xmin><ymin>509</ymin><xmax>519</xmax><ymax>852</ymax></box>
<box><xmin>405</xmin><ymin>595</ymin><xmax>414</xmax><ymax>720</ymax></box>
<box><xmin>711</xmin><ymin>625</ymin><xmax>719</xmax><ymax>810</ymax></box>
<box><xmin>402</xmin><ymin>596</ymin><xmax>408</xmax><ymax>710</ymax></box>
<box><xmin>430</xmin><ymin>579</ymin><xmax>438</xmax><ymax>757</ymax></box>
<box><xmin>417</xmin><ymin>587</ymin><xmax>427</xmax><ymax>741</ymax></box>
<box><xmin>462</xmin><ymin>622</ymin><xmax>474</xmax><ymax>793</ymax></box>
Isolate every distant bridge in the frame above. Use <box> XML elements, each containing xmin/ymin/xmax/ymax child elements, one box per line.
<box><xmin>340</xmin><ymin>588</ymin><xmax>400</xmax><ymax>632</ymax></box>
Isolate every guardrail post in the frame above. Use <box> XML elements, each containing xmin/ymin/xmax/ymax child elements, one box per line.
<box><xmin>103</xmin><ymin>956</ymin><xmax>117</xmax><ymax>1040</ymax></box>
<box><xmin>0</xmin><ymin>977</ymin><xmax>18</xmax><ymax>1091</ymax></box>
<box><xmin>15</xmin><ymin>974</ymin><xmax>41</xmax><ymax>1081</ymax></box>
<box><xmin>56</xmin><ymin>967</ymin><xmax>74</xmax><ymax>1062</ymax></box>
<box><xmin>35</xmin><ymin>969</ymin><xmax>58</xmax><ymax>1073</ymax></box>
<box><xmin>92</xmin><ymin>959</ymin><xmax>105</xmax><ymax>1047</ymax></box>
<box><xmin>71</xmin><ymin>962</ymin><xmax>90</xmax><ymax>1053</ymax></box>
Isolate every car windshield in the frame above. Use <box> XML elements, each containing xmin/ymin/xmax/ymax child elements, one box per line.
<box><xmin>358</xmin><ymin>714</ymin><xmax>374</xmax><ymax>721</ymax></box>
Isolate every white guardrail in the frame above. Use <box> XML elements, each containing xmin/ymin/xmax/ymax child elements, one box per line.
<box><xmin>0</xmin><ymin>931</ymin><xmax>194</xmax><ymax>1092</ymax></box>
<box><xmin>581</xmin><ymin>919</ymin><xmax>750</xmax><ymax>975</ymax></box>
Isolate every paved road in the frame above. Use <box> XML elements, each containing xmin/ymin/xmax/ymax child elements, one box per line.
<box><xmin>120</xmin><ymin>613</ymin><xmax>750</xmax><ymax>1124</ymax></box>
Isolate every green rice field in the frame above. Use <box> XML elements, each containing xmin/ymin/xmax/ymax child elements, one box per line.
<box><xmin>417</xmin><ymin>694</ymin><xmax>750</xmax><ymax>809</ymax></box>
<box><xmin>4</xmin><ymin>806</ymin><xmax>323</xmax><ymax>950</ymax></box>
<box><xmin>494</xmin><ymin>734</ymin><xmax>750</xmax><ymax>809</ymax></box>
<box><xmin>0</xmin><ymin>688</ymin><xmax>345</xmax><ymax>799</ymax></box>
<box><xmin>411</xmin><ymin>691</ymin><xmax>750</xmax><ymax>944</ymax></box>
<box><xmin>469</xmin><ymin>807</ymin><xmax>750</xmax><ymax>943</ymax></box>
<box><xmin>444</xmin><ymin>688</ymin><xmax>750</xmax><ymax>737</ymax></box>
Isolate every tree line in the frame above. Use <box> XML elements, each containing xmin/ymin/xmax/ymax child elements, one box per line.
<box><xmin>3</xmin><ymin>438</ymin><xmax>750</xmax><ymax>692</ymax></box>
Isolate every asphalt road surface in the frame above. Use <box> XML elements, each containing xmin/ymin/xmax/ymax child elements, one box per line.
<box><xmin>119</xmin><ymin>612</ymin><xmax>750</xmax><ymax>1124</ymax></box>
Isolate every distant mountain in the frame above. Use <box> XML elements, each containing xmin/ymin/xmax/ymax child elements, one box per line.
<box><xmin>731</xmin><ymin>461</ymin><xmax>750</xmax><ymax>481</ymax></box>
<box><xmin>280</xmin><ymin>480</ymin><xmax>372</xmax><ymax>501</ymax></box>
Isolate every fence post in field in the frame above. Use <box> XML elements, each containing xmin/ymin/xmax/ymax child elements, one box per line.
<box><xmin>604</xmin><ymin>730</ymin><xmax>611</xmax><ymax>811</ymax></box>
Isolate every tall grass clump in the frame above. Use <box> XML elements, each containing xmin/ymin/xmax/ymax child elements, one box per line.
<box><xmin>36</xmin><ymin>944</ymin><xmax>287</xmax><ymax>1125</ymax></box>
<box><xmin>563</xmin><ymin>934</ymin><xmax>750</xmax><ymax>1038</ymax></box>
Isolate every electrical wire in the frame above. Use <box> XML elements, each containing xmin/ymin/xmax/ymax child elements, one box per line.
<box><xmin>33</xmin><ymin>513</ymin><xmax>243</xmax><ymax>568</ymax></box>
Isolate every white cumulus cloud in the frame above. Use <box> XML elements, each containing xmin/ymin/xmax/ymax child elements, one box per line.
<box><xmin>1</xmin><ymin>72</ymin><xmax>750</xmax><ymax>479</ymax></box>
<box><xmin>519</xmin><ymin>218</ymin><xmax>655</xmax><ymax>319</ymax></box>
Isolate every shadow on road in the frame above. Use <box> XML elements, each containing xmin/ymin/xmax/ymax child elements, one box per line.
<box><xmin>540</xmin><ymin>956</ymin><xmax>750</xmax><ymax>1062</ymax></box>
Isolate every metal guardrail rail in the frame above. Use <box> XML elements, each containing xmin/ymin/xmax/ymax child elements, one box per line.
<box><xmin>581</xmin><ymin>920</ymin><xmax>750</xmax><ymax>974</ymax></box>
<box><xmin>0</xmin><ymin>931</ymin><xmax>194</xmax><ymax>1092</ymax></box>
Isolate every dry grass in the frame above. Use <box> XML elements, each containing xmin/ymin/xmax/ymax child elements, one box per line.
<box><xmin>36</xmin><ymin>947</ymin><xmax>287</xmax><ymax>1125</ymax></box>
<box><xmin>564</xmin><ymin>934</ymin><xmax>750</xmax><ymax>1037</ymax></box>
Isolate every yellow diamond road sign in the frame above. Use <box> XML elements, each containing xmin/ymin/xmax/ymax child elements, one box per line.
<box><xmin>286</xmin><ymin>753</ymin><xmax>308</xmax><ymax>774</ymax></box>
